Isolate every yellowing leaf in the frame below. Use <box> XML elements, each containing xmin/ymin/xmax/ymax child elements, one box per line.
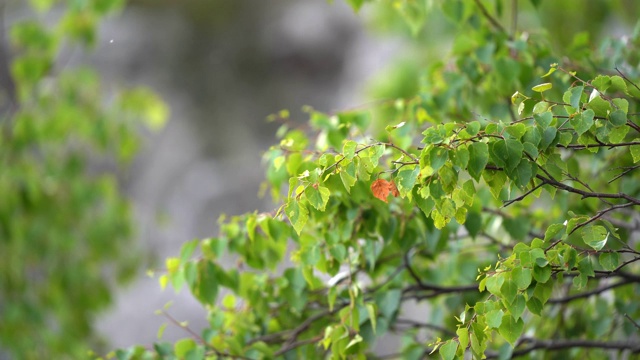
<box><xmin>532</xmin><ymin>82</ymin><xmax>553</xmax><ymax>92</ymax></box>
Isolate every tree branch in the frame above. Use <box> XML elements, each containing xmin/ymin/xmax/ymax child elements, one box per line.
<box><xmin>535</xmin><ymin>174</ymin><xmax>640</xmax><ymax>205</ymax></box>
<box><xmin>499</xmin><ymin>338</ymin><xmax>640</xmax><ymax>358</ymax></box>
<box><xmin>623</xmin><ymin>313</ymin><xmax>640</xmax><ymax>331</ymax></box>
<box><xmin>547</xmin><ymin>279</ymin><xmax>632</xmax><ymax>304</ymax></box>
<box><xmin>472</xmin><ymin>0</ymin><xmax>508</xmax><ymax>35</ymax></box>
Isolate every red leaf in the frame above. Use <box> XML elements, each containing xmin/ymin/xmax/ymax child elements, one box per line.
<box><xmin>371</xmin><ymin>179</ymin><xmax>391</xmax><ymax>202</ymax></box>
<box><xmin>389</xmin><ymin>181</ymin><xmax>400</xmax><ymax>197</ymax></box>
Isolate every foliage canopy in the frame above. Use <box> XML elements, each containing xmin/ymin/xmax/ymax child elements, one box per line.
<box><xmin>0</xmin><ymin>0</ymin><xmax>165</xmax><ymax>358</ymax></box>
<box><xmin>112</xmin><ymin>0</ymin><xmax>640</xmax><ymax>359</ymax></box>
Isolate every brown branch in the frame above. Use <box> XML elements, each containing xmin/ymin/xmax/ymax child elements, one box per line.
<box><xmin>609</xmin><ymin>164</ymin><xmax>640</xmax><ymax>184</ymax></box>
<box><xmin>557</xmin><ymin>141</ymin><xmax>640</xmax><ymax>150</ymax></box>
<box><xmin>568</xmin><ymin>202</ymin><xmax>636</xmax><ymax>235</ymax></box>
<box><xmin>161</xmin><ymin>311</ymin><xmax>252</xmax><ymax>360</ymax></box>
<box><xmin>274</xmin><ymin>336</ymin><xmax>322</xmax><ymax>357</ymax></box>
<box><xmin>623</xmin><ymin>313</ymin><xmax>640</xmax><ymax>331</ymax></box>
<box><xmin>486</xmin><ymin>338</ymin><xmax>640</xmax><ymax>358</ymax></box>
<box><xmin>472</xmin><ymin>0</ymin><xmax>508</xmax><ymax>36</ymax></box>
<box><xmin>535</xmin><ymin>174</ymin><xmax>640</xmax><ymax>205</ymax></box>
<box><xmin>547</xmin><ymin>279</ymin><xmax>632</xmax><ymax>304</ymax></box>
<box><xmin>502</xmin><ymin>182</ymin><xmax>544</xmax><ymax>207</ymax></box>
<box><xmin>615</xmin><ymin>66</ymin><xmax>640</xmax><ymax>96</ymax></box>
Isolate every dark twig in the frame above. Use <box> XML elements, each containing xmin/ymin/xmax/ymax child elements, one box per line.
<box><xmin>568</xmin><ymin>202</ymin><xmax>635</xmax><ymax>235</ymax></box>
<box><xmin>615</xmin><ymin>66</ymin><xmax>640</xmax><ymax>96</ymax></box>
<box><xmin>609</xmin><ymin>164</ymin><xmax>640</xmax><ymax>184</ymax></box>
<box><xmin>547</xmin><ymin>280</ymin><xmax>632</xmax><ymax>304</ymax></box>
<box><xmin>502</xmin><ymin>182</ymin><xmax>544</xmax><ymax>207</ymax></box>
<box><xmin>623</xmin><ymin>313</ymin><xmax>640</xmax><ymax>331</ymax></box>
<box><xmin>486</xmin><ymin>338</ymin><xmax>640</xmax><ymax>358</ymax></box>
<box><xmin>535</xmin><ymin>174</ymin><xmax>640</xmax><ymax>205</ymax></box>
<box><xmin>472</xmin><ymin>0</ymin><xmax>508</xmax><ymax>35</ymax></box>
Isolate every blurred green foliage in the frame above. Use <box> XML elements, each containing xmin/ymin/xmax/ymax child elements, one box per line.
<box><xmin>0</xmin><ymin>0</ymin><xmax>166</xmax><ymax>358</ymax></box>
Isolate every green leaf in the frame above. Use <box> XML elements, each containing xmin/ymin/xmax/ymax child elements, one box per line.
<box><xmin>533</xmin><ymin>111</ymin><xmax>553</xmax><ymax>129</ymax></box>
<box><xmin>498</xmin><ymin>315</ymin><xmax>524</xmax><ymax>346</ymax></box>
<box><xmin>510</xmin><ymin>294</ymin><xmax>526</xmax><ymax>320</ymax></box>
<box><xmin>609</xmin><ymin>124</ymin><xmax>629</xmax><ymax>143</ymax></box>
<box><xmin>456</xmin><ymin>327</ymin><xmax>469</xmax><ymax>351</ymax></box>
<box><xmin>570</xmin><ymin>109</ymin><xmax>594</xmax><ymax>136</ymax></box>
<box><xmin>526</xmin><ymin>297</ymin><xmax>543</xmax><ymax>316</ymax></box>
<box><xmin>532</xmin><ymin>82</ymin><xmax>552</xmax><ymax>92</ymax></box>
<box><xmin>490</xmin><ymin>139</ymin><xmax>523</xmax><ymax>171</ymax></box>
<box><xmin>180</xmin><ymin>239</ymin><xmax>199</xmax><ymax>263</ymax></box>
<box><xmin>156</xmin><ymin>323</ymin><xmax>167</xmax><ymax>340</ymax></box>
<box><xmin>346</xmin><ymin>334</ymin><xmax>363</xmax><ymax>349</ymax></box>
<box><xmin>429</xmin><ymin>147</ymin><xmax>449</xmax><ymax>171</ymax></box>
<box><xmin>468</xmin><ymin>142</ymin><xmax>489</xmax><ymax>181</ymax></box>
<box><xmin>512</xmin><ymin>160</ymin><xmax>534</xmax><ymax>189</ymax></box>
<box><xmin>599</xmin><ymin>252</ymin><xmax>619</xmax><ymax>271</ymax></box>
<box><xmin>396</xmin><ymin>166</ymin><xmax>420</xmax><ymax>197</ymax></box>
<box><xmin>520</xmin><ymin>142</ymin><xmax>537</xmax><ymax>160</ymax></box>
<box><xmin>486</xmin><ymin>274</ymin><xmax>505</xmax><ymax>296</ymax></box>
<box><xmin>583</xmin><ymin>225</ymin><xmax>609</xmax><ymax>251</ymax></box>
<box><xmin>567</xmin><ymin>86</ymin><xmax>584</xmax><ymax>109</ymax></box>
<box><xmin>343</xmin><ymin>140</ymin><xmax>357</xmax><ymax>160</ymax></box>
<box><xmin>438</xmin><ymin>340</ymin><xmax>458</xmax><ymax>360</ymax></box>
<box><xmin>340</xmin><ymin>160</ymin><xmax>357</xmax><ymax>193</ymax></box>
<box><xmin>119</xmin><ymin>87</ymin><xmax>169</xmax><ymax>131</ymax></box>
<box><xmin>612</xmin><ymin>97</ymin><xmax>629</xmax><ymax>113</ymax></box>
<box><xmin>346</xmin><ymin>0</ymin><xmax>365</xmax><ymax>11</ymax></box>
<box><xmin>486</xmin><ymin>309</ymin><xmax>504</xmax><ymax>328</ymax></box>
<box><xmin>533</xmin><ymin>101</ymin><xmax>550</xmax><ymax>114</ymax></box>
<box><xmin>532</xmin><ymin>263</ymin><xmax>551</xmax><ymax>283</ymax></box>
<box><xmin>501</xmin><ymin>279</ymin><xmax>518</xmax><ymax>304</ymax></box>
<box><xmin>511</xmin><ymin>267</ymin><xmax>532</xmax><ymax>290</ymax></box>
<box><xmin>452</xmin><ymin>146</ymin><xmax>469</xmax><ymax>169</ymax></box>
<box><xmin>541</xmin><ymin>65</ymin><xmax>556</xmax><ymax>77</ymax></box>
<box><xmin>587</xmin><ymin>94</ymin><xmax>612</xmax><ymax>117</ymax></box>
<box><xmin>539</xmin><ymin>126</ymin><xmax>557</xmax><ymax>151</ymax></box>
<box><xmin>366</xmin><ymin>303</ymin><xmax>377</xmax><ymax>334</ymax></box>
<box><xmin>174</xmin><ymin>338</ymin><xmax>196</xmax><ymax>358</ymax></box>
<box><xmin>544</xmin><ymin>223</ymin><xmax>565</xmax><ymax>242</ymax></box>
<box><xmin>466</xmin><ymin>121</ymin><xmax>481</xmax><ymax>135</ymax></box>
<box><xmin>505</xmin><ymin>123</ymin><xmax>526</xmax><ymax>139</ymax></box>
<box><xmin>592</xmin><ymin>75</ymin><xmax>612</xmax><ymax>92</ymax></box>
<box><xmin>609</xmin><ymin>109</ymin><xmax>627</xmax><ymax>127</ymax></box>
<box><xmin>305</xmin><ymin>185</ymin><xmax>330</xmax><ymax>211</ymax></box>
<box><xmin>286</xmin><ymin>200</ymin><xmax>309</xmax><ymax>235</ymax></box>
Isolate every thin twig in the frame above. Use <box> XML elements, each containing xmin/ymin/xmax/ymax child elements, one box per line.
<box><xmin>623</xmin><ymin>313</ymin><xmax>640</xmax><ymax>331</ymax></box>
<box><xmin>486</xmin><ymin>338</ymin><xmax>640</xmax><ymax>358</ymax></box>
<box><xmin>472</xmin><ymin>0</ymin><xmax>508</xmax><ymax>35</ymax></box>
<box><xmin>547</xmin><ymin>280</ymin><xmax>632</xmax><ymax>304</ymax></box>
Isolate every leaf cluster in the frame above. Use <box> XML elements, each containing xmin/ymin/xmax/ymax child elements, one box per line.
<box><xmin>110</xmin><ymin>1</ymin><xmax>640</xmax><ymax>360</ymax></box>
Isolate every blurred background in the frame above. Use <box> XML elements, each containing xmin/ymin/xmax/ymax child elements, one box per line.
<box><xmin>79</xmin><ymin>0</ymin><xmax>396</xmax><ymax>349</ymax></box>
<box><xmin>5</xmin><ymin>0</ymin><xmax>639</xmax><ymax>356</ymax></box>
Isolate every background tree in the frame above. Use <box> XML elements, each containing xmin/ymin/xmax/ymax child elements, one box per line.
<box><xmin>0</xmin><ymin>0</ymin><xmax>166</xmax><ymax>358</ymax></box>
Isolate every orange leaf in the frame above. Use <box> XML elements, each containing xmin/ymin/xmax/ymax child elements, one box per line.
<box><xmin>389</xmin><ymin>181</ymin><xmax>400</xmax><ymax>197</ymax></box>
<box><xmin>371</xmin><ymin>179</ymin><xmax>391</xmax><ymax>202</ymax></box>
